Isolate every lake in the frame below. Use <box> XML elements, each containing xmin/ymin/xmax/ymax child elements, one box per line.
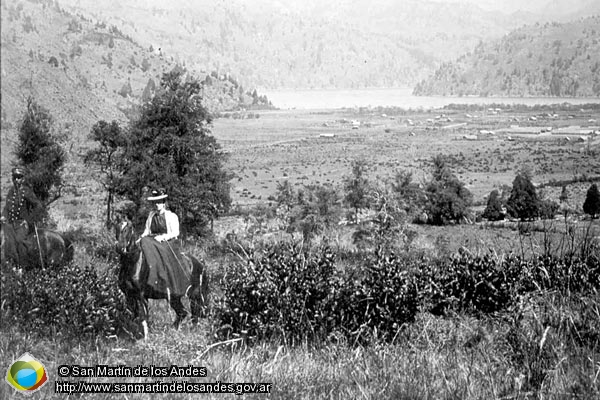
<box><xmin>260</xmin><ymin>88</ymin><xmax>600</xmax><ymax>110</ymax></box>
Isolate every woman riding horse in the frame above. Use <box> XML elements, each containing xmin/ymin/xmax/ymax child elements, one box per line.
<box><xmin>115</xmin><ymin>189</ymin><xmax>209</xmax><ymax>340</ymax></box>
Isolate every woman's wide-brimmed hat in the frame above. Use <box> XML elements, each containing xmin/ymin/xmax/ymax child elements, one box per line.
<box><xmin>147</xmin><ymin>188</ymin><xmax>168</xmax><ymax>201</ymax></box>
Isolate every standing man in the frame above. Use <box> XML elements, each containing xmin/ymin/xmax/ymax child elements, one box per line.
<box><xmin>2</xmin><ymin>167</ymin><xmax>44</xmax><ymax>262</ymax></box>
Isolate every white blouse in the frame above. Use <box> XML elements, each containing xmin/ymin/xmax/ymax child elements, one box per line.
<box><xmin>141</xmin><ymin>210</ymin><xmax>180</xmax><ymax>242</ymax></box>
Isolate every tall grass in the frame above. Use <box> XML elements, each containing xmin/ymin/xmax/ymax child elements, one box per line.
<box><xmin>1</xmin><ymin>219</ymin><xmax>599</xmax><ymax>399</ymax></box>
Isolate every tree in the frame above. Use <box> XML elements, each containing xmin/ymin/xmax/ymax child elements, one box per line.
<box><xmin>559</xmin><ymin>185</ymin><xmax>570</xmax><ymax>218</ymax></box>
<box><xmin>583</xmin><ymin>183</ymin><xmax>600</xmax><ymax>219</ymax></box>
<box><xmin>343</xmin><ymin>159</ymin><xmax>371</xmax><ymax>222</ymax></box>
<box><xmin>506</xmin><ymin>173</ymin><xmax>539</xmax><ymax>221</ymax></box>
<box><xmin>559</xmin><ymin>185</ymin><xmax>569</xmax><ymax>204</ymax></box>
<box><xmin>117</xmin><ymin>71</ymin><xmax>231</xmax><ymax>236</ymax></box>
<box><xmin>84</xmin><ymin>120</ymin><xmax>126</xmax><ymax>227</ymax></box>
<box><xmin>389</xmin><ymin>170</ymin><xmax>424</xmax><ymax>218</ymax></box>
<box><xmin>15</xmin><ymin>97</ymin><xmax>66</xmax><ymax>224</ymax></box>
<box><xmin>424</xmin><ymin>155</ymin><xmax>472</xmax><ymax>225</ymax></box>
<box><xmin>482</xmin><ymin>189</ymin><xmax>504</xmax><ymax>221</ymax></box>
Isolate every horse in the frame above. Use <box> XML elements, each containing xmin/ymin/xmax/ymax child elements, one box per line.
<box><xmin>0</xmin><ymin>221</ymin><xmax>74</xmax><ymax>269</ymax></box>
<box><xmin>115</xmin><ymin>219</ymin><xmax>209</xmax><ymax>340</ymax></box>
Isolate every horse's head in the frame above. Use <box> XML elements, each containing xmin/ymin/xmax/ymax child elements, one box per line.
<box><xmin>115</xmin><ymin>219</ymin><xmax>136</xmax><ymax>254</ymax></box>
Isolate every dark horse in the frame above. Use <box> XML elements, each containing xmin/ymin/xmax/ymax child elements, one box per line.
<box><xmin>115</xmin><ymin>219</ymin><xmax>209</xmax><ymax>340</ymax></box>
<box><xmin>0</xmin><ymin>221</ymin><xmax>74</xmax><ymax>268</ymax></box>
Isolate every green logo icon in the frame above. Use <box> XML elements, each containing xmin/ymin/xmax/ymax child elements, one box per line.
<box><xmin>5</xmin><ymin>353</ymin><xmax>48</xmax><ymax>395</ymax></box>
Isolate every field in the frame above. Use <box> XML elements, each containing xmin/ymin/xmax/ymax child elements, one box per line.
<box><xmin>214</xmin><ymin>106</ymin><xmax>599</xmax><ymax>208</ymax></box>
<box><xmin>2</xmin><ymin>104</ymin><xmax>600</xmax><ymax>399</ymax></box>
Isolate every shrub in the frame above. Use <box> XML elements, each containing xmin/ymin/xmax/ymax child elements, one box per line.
<box><xmin>1</xmin><ymin>261</ymin><xmax>132</xmax><ymax>339</ymax></box>
<box><xmin>482</xmin><ymin>189</ymin><xmax>505</xmax><ymax>221</ymax></box>
<box><xmin>507</xmin><ymin>173</ymin><xmax>539</xmax><ymax>221</ymax></box>
<box><xmin>419</xmin><ymin>251</ymin><xmax>520</xmax><ymax>314</ymax></box>
<box><xmin>215</xmin><ymin>244</ymin><xmax>419</xmax><ymax>344</ymax></box>
<box><xmin>335</xmin><ymin>250</ymin><xmax>419</xmax><ymax>342</ymax></box>
<box><xmin>583</xmin><ymin>183</ymin><xmax>600</xmax><ymax>218</ymax></box>
<box><xmin>538</xmin><ymin>199</ymin><xmax>559</xmax><ymax>220</ymax></box>
<box><xmin>424</xmin><ymin>155</ymin><xmax>472</xmax><ymax>225</ymax></box>
<box><xmin>215</xmin><ymin>244</ymin><xmax>338</xmax><ymax>343</ymax></box>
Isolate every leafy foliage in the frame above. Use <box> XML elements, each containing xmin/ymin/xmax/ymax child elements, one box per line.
<box><xmin>215</xmin><ymin>244</ymin><xmax>419</xmax><ymax>343</ymax></box>
<box><xmin>424</xmin><ymin>155</ymin><xmax>472</xmax><ymax>225</ymax></box>
<box><xmin>276</xmin><ymin>182</ymin><xmax>341</xmax><ymax>242</ymax></box>
<box><xmin>583</xmin><ymin>183</ymin><xmax>600</xmax><ymax>218</ymax></box>
<box><xmin>482</xmin><ymin>189</ymin><xmax>505</xmax><ymax>221</ymax></box>
<box><xmin>418</xmin><ymin>251</ymin><xmax>521</xmax><ymax>314</ymax></box>
<box><xmin>389</xmin><ymin>170</ymin><xmax>425</xmax><ymax>219</ymax></box>
<box><xmin>507</xmin><ymin>173</ymin><xmax>539</xmax><ymax>221</ymax></box>
<box><xmin>352</xmin><ymin>187</ymin><xmax>414</xmax><ymax>252</ymax></box>
<box><xmin>215</xmin><ymin>244</ymin><xmax>339</xmax><ymax>343</ymax></box>
<box><xmin>343</xmin><ymin>159</ymin><xmax>371</xmax><ymax>222</ymax></box>
<box><xmin>1</xmin><ymin>261</ymin><xmax>133</xmax><ymax>339</ymax></box>
<box><xmin>116</xmin><ymin>71</ymin><xmax>232</xmax><ymax>235</ymax></box>
<box><xmin>15</xmin><ymin>97</ymin><xmax>66</xmax><ymax>223</ymax></box>
<box><xmin>84</xmin><ymin>120</ymin><xmax>127</xmax><ymax>226</ymax></box>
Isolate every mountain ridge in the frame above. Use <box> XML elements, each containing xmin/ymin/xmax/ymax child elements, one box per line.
<box><xmin>54</xmin><ymin>0</ymin><xmax>540</xmax><ymax>90</ymax></box>
<box><xmin>413</xmin><ymin>16</ymin><xmax>600</xmax><ymax>97</ymax></box>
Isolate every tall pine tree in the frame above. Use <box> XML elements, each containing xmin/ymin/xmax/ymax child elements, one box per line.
<box><xmin>15</xmin><ymin>97</ymin><xmax>66</xmax><ymax>224</ymax></box>
<box><xmin>583</xmin><ymin>183</ymin><xmax>600</xmax><ymax>219</ymax></box>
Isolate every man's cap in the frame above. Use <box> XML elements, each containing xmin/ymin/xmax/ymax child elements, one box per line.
<box><xmin>12</xmin><ymin>167</ymin><xmax>25</xmax><ymax>178</ymax></box>
<box><xmin>147</xmin><ymin>188</ymin><xmax>168</xmax><ymax>201</ymax></box>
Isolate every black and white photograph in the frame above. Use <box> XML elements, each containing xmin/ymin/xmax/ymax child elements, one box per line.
<box><xmin>1</xmin><ymin>0</ymin><xmax>600</xmax><ymax>398</ymax></box>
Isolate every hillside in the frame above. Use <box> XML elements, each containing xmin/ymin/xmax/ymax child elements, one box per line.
<box><xmin>0</xmin><ymin>0</ymin><xmax>269</xmax><ymax>188</ymax></box>
<box><xmin>413</xmin><ymin>16</ymin><xmax>600</xmax><ymax>97</ymax></box>
<box><xmin>54</xmin><ymin>0</ymin><xmax>541</xmax><ymax>90</ymax></box>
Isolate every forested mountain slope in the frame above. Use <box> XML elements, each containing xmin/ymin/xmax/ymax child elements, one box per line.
<box><xmin>0</xmin><ymin>0</ymin><xmax>269</xmax><ymax>191</ymax></box>
<box><xmin>413</xmin><ymin>17</ymin><xmax>600</xmax><ymax>97</ymax></box>
<box><xmin>55</xmin><ymin>0</ymin><xmax>538</xmax><ymax>89</ymax></box>
<box><xmin>0</xmin><ymin>0</ymin><xmax>263</xmax><ymax>165</ymax></box>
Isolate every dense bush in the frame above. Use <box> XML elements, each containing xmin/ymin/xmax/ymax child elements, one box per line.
<box><xmin>215</xmin><ymin>244</ymin><xmax>338</xmax><ymax>343</ymax></box>
<box><xmin>507</xmin><ymin>173</ymin><xmax>539</xmax><ymax>221</ymax></box>
<box><xmin>1</xmin><ymin>261</ymin><xmax>133</xmax><ymax>339</ymax></box>
<box><xmin>583</xmin><ymin>183</ymin><xmax>600</xmax><ymax>218</ymax></box>
<box><xmin>216</xmin><ymin>239</ymin><xmax>599</xmax><ymax>345</ymax></box>
<box><xmin>418</xmin><ymin>251</ymin><xmax>521</xmax><ymax>314</ymax></box>
<box><xmin>215</xmin><ymin>244</ymin><xmax>419</xmax><ymax>343</ymax></box>
<box><xmin>335</xmin><ymin>251</ymin><xmax>419</xmax><ymax>341</ymax></box>
<box><xmin>482</xmin><ymin>189</ymin><xmax>505</xmax><ymax>221</ymax></box>
<box><xmin>424</xmin><ymin>155</ymin><xmax>472</xmax><ymax>225</ymax></box>
<box><xmin>419</xmin><ymin>251</ymin><xmax>600</xmax><ymax>315</ymax></box>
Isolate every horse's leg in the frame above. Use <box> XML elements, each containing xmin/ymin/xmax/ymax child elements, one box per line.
<box><xmin>170</xmin><ymin>296</ymin><xmax>187</xmax><ymax>329</ymax></box>
<box><xmin>42</xmin><ymin>232</ymin><xmax>64</xmax><ymax>267</ymax></box>
<box><xmin>139</xmin><ymin>296</ymin><xmax>149</xmax><ymax>341</ymax></box>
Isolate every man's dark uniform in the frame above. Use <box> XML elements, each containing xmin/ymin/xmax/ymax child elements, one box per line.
<box><xmin>2</xmin><ymin>168</ymin><xmax>43</xmax><ymax>263</ymax></box>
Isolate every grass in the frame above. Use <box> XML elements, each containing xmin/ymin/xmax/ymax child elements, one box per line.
<box><xmin>2</xmin><ymin>218</ymin><xmax>600</xmax><ymax>400</ymax></box>
<box><xmin>2</xmin><ymin>105</ymin><xmax>600</xmax><ymax>399</ymax></box>
<box><xmin>3</xmin><ymin>290</ymin><xmax>599</xmax><ymax>399</ymax></box>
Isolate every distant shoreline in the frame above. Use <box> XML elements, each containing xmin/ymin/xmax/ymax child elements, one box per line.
<box><xmin>259</xmin><ymin>88</ymin><xmax>600</xmax><ymax>110</ymax></box>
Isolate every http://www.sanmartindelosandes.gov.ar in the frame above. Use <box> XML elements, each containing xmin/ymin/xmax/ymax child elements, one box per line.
<box><xmin>5</xmin><ymin>352</ymin><xmax>49</xmax><ymax>395</ymax></box>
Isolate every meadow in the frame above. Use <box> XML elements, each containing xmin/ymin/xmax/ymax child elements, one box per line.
<box><xmin>1</xmin><ymin>104</ymin><xmax>600</xmax><ymax>399</ymax></box>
